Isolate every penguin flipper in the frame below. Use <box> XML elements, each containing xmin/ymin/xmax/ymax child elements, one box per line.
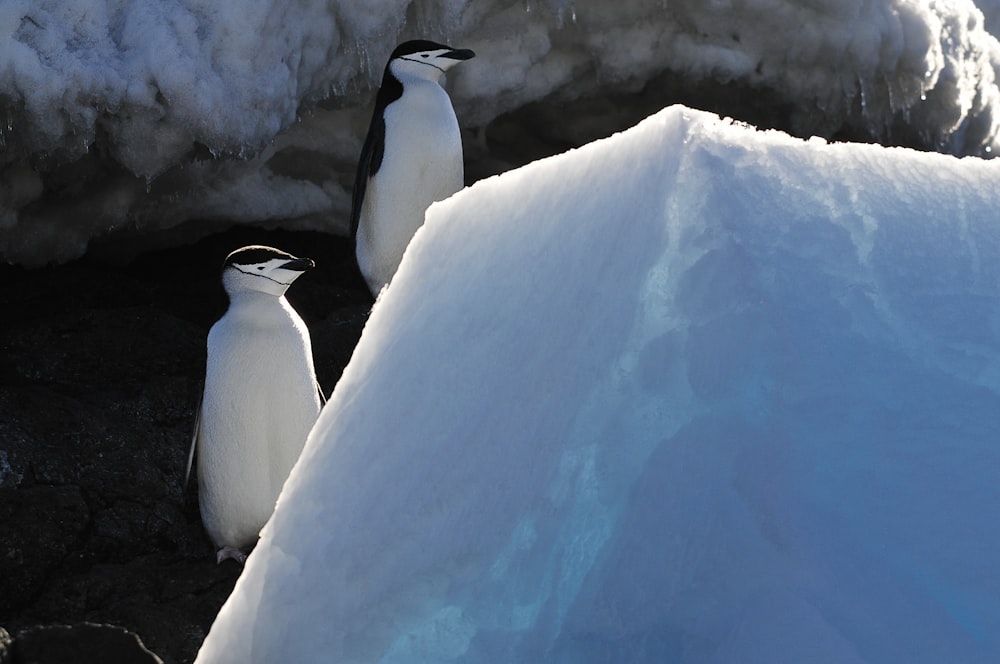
<box><xmin>349</xmin><ymin>113</ymin><xmax>385</xmax><ymax>241</ymax></box>
<box><xmin>185</xmin><ymin>400</ymin><xmax>201</xmax><ymax>491</ymax></box>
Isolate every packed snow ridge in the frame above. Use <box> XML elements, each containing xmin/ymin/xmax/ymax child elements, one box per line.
<box><xmin>194</xmin><ymin>105</ymin><xmax>1000</xmax><ymax>663</ymax></box>
<box><xmin>3</xmin><ymin>0</ymin><xmax>1000</xmax><ymax>266</ymax></box>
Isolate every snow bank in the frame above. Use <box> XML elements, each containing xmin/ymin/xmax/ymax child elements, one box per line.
<box><xmin>4</xmin><ymin>0</ymin><xmax>1000</xmax><ymax>266</ymax></box>
<box><xmin>194</xmin><ymin>105</ymin><xmax>1000</xmax><ymax>662</ymax></box>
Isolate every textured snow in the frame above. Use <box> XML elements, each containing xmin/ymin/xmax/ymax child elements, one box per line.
<box><xmin>4</xmin><ymin>0</ymin><xmax>1000</xmax><ymax>265</ymax></box>
<box><xmin>194</xmin><ymin>105</ymin><xmax>1000</xmax><ymax>663</ymax></box>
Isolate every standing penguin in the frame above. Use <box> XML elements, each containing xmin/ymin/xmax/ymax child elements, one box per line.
<box><xmin>351</xmin><ymin>39</ymin><xmax>476</xmax><ymax>296</ymax></box>
<box><xmin>188</xmin><ymin>245</ymin><xmax>323</xmax><ymax>564</ymax></box>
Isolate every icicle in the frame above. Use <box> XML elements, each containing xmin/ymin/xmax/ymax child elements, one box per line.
<box><xmin>550</xmin><ymin>0</ymin><xmax>578</xmax><ymax>28</ymax></box>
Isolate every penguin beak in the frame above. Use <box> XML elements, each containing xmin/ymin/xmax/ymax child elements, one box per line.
<box><xmin>280</xmin><ymin>257</ymin><xmax>315</xmax><ymax>272</ymax></box>
<box><xmin>443</xmin><ymin>48</ymin><xmax>475</xmax><ymax>61</ymax></box>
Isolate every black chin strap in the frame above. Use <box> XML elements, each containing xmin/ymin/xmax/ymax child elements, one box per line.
<box><xmin>232</xmin><ymin>265</ymin><xmax>291</xmax><ymax>287</ymax></box>
<box><xmin>399</xmin><ymin>55</ymin><xmax>446</xmax><ymax>74</ymax></box>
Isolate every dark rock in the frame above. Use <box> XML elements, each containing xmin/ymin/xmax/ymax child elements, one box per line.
<box><xmin>0</xmin><ymin>485</ymin><xmax>90</xmax><ymax>613</ymax></box>
<box><xmin>0</xmin><ymin>228</ymin><xmax>370</xmax><ymax>663</ymax></box>
<box><xmin>12</xmin><ymin>623</ymin><xmax>163</xmax><ymax>664</ymax></box>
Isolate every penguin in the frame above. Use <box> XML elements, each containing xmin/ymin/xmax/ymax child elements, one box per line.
<box><xmin>187</xmin><ymin>245</ymin><xmax>323</xmax><ymax>564</ymax></box>
<box><xmin>351</xmin><ymin>39</ymin><xmax>476</xmax><ymax>296</ymax></box>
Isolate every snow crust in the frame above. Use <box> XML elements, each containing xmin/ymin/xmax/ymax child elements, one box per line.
<box><xmin>194</xmin><ymin>105</ymin><xmax>1000</xmax><ymax>662</ymax></box>
<box><xmin>5</xmin><ymin>1</ymin><xmax>1000</xmax><ymax>266</ymax></box>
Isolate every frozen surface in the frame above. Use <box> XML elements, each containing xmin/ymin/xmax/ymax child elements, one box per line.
<box><xmin>5</xmin><ymin>0</ymin><xmax>1000</xmax><ymax>265</ymax></box>
<box><xmin>195</xmin><ymin>105</ymin><xmax>1000</xmax><ymax>662</ymax></box>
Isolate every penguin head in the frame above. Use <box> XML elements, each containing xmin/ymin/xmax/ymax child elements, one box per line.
<box><xmin>387</xmin><ymin>39</ymin><xmax>475</xmax><ymax>82</ymax></box>
<box><xmin>221</xmin><ymin>245</ymin><xmax>315</xmax><ymax>297</ymax></box>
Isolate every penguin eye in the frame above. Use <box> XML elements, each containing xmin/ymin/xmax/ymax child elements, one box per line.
<box><xmin>256</xmin><ymin>266</ymin><xmax>265</xmax><ymax>271</ymax></box>
<box><xmin>421</xmin><ymin>53</ymin><xmax>429</xmax><ymax>58</ymax></box>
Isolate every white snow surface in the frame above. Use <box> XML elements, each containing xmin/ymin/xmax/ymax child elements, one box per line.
<box><xmin>5</xmin><ymin>0</ymin><xmax>1000</xmax><ymax>265</ymax></box>
<box><xmin>194</xmin><ymin>105</ymin><xmax>1000</xmax><ymax>662</ymax></box>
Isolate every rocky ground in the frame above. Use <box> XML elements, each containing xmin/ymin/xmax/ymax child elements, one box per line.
<box><xmin>0</xmin><ymin>228</ymin><xmax>373</xmax><ymax>663</ymax></box>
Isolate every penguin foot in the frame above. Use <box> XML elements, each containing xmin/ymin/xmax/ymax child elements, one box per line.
<box><xmin>216</xmin><ymin>546</ymin><xmax>247</xmax><ymax>565</ymax></box>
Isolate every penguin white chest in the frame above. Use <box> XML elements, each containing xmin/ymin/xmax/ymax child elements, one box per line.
<box><xmin>358</xmin><ymin>81</ymin><xmax>465</xmax><ymax>293</ymax></box>
<box><xmin>197</xmin><ymin>297</ymin><xmax>320</xmax><ymax>552</ymax></box>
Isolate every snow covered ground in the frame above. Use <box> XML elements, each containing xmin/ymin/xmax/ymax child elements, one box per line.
<box><xmin>194</xmin><ymin>105</ymin><xmax>1000</xmax><ymax>662</ymax></box>
<box><xmin>4</xmin><ymin>0</ymin><xmax>1000</xmax><ymax>265</ymax></box>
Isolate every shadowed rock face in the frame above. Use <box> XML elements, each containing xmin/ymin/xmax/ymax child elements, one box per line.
<box><xmin>0</xmin><ymin>228</ymin><xmax>372</xmax><ymax>664</ymax></box>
